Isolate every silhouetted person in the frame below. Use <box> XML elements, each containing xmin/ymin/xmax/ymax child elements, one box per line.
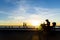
<box><xmin>45</xmin><ymin>19</ymin><xmax>51</xmax><ymax>32</ymax></box>
<box><xmin>52</xmin><ymin>22</ymin><xmax>56</xmax><ymax>27</ymax></box>
<box><xmin>39</xmin><ymin>23</ymin><xmax>47</xmax><ymax>40</ymax></box>
<box><xmin>41</xmin><ymin>23</ymin><xmax>46</xmax><ymax>32</ymax></box>
<box><xmin>45</xmin><ymin>19</ymin><xmax>50</xmax><ymax>27</ymax></box>
<box><xmin>52</xmin><ymin>22</ymin><xmax>56</xmax><ymax>31</ymax></box>
<box><xmin>45</xmin><ymin>19</ymin><xmax>51</xmax><ymax>40</ymax></box>
<box><xmin>50</xmin><ymin>22</ymin><xmax>56</xmax><ymax>37</ymax></box>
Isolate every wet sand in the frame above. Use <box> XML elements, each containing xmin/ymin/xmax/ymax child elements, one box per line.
<box><xmin>0</xmin><ymin>30</ymin><xmax>60</xmax><ymax>40</ymax></box>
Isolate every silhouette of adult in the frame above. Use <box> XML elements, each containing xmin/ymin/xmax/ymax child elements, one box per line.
<box><xmin>45</xmin><ymin>19</ymin><xmax>50</xmax><ymax>27</ymax></box>
<box><xmin>45</xmin><ymin>19</ymin><xmax>51</xmax><ymax>32</ymax></box>
<box><xmin>45</xmin><ymin>19</ymin><xmax>51</xmax><ymax>40</ymax></box>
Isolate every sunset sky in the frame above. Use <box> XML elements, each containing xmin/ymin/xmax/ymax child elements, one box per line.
<box><xmin>0</xmin><ymin>0</ymin><xmax>60</xmax><ymax>26</ymax></box>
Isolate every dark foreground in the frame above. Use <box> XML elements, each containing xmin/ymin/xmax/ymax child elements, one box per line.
<box><xmin>0</xmin><ymin>29</ymin><xmax>60</xmax><ymax>40</ymax></box>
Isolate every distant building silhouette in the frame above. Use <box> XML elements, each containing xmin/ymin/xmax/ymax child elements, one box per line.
<box><xmin>23</xmin><ymin>22</ymin><xmax>27</xmax><ymax>28</ymax></box>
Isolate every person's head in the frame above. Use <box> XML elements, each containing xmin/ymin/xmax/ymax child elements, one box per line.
<box><xmin>45</xmin><ymin>19</ymin><xmax>49</xmax><ymax>22</ymax></box>
<box><xmin>52</xmin><ymin>22</ymin><xmax>56</xmax><ymax>27</ymax></box>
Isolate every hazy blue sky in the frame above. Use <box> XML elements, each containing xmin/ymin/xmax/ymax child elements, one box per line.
<box><xmin>0</xmin><ymin>0</ymin><xmax>60</xmax><ymax>25</ymax></box>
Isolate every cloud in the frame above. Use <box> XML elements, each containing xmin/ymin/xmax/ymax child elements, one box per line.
<box><xmin>0</xmin><ymin>0</ymin><xmax>60</xmax><ymax>25</ymax></box>
<box><xmin>8</xmin><ymin>6</ymin><xmax>58</xmax><ymax>23</ymax></box>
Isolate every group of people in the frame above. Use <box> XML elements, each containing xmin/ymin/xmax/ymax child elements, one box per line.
<box><xmin>39</xmin><ymin>19</ymin><xmax>56</xmax><ymax>40</ymax></box>
<box><xmin>41</xmin><ymin>19</ymin><xmax>56</xmax><ymax>33</ymax></box>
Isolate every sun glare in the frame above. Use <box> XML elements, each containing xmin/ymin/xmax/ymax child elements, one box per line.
<box><xmin>31</xmin><ymin>20</ymin><xmax>40</xmax><ymax>28</ymax></box>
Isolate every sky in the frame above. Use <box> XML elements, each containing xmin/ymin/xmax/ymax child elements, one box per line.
<box><xmin>0</xmin><ymin>0</ymin><xmax>60</xmax><ymax>26</ymax></box>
